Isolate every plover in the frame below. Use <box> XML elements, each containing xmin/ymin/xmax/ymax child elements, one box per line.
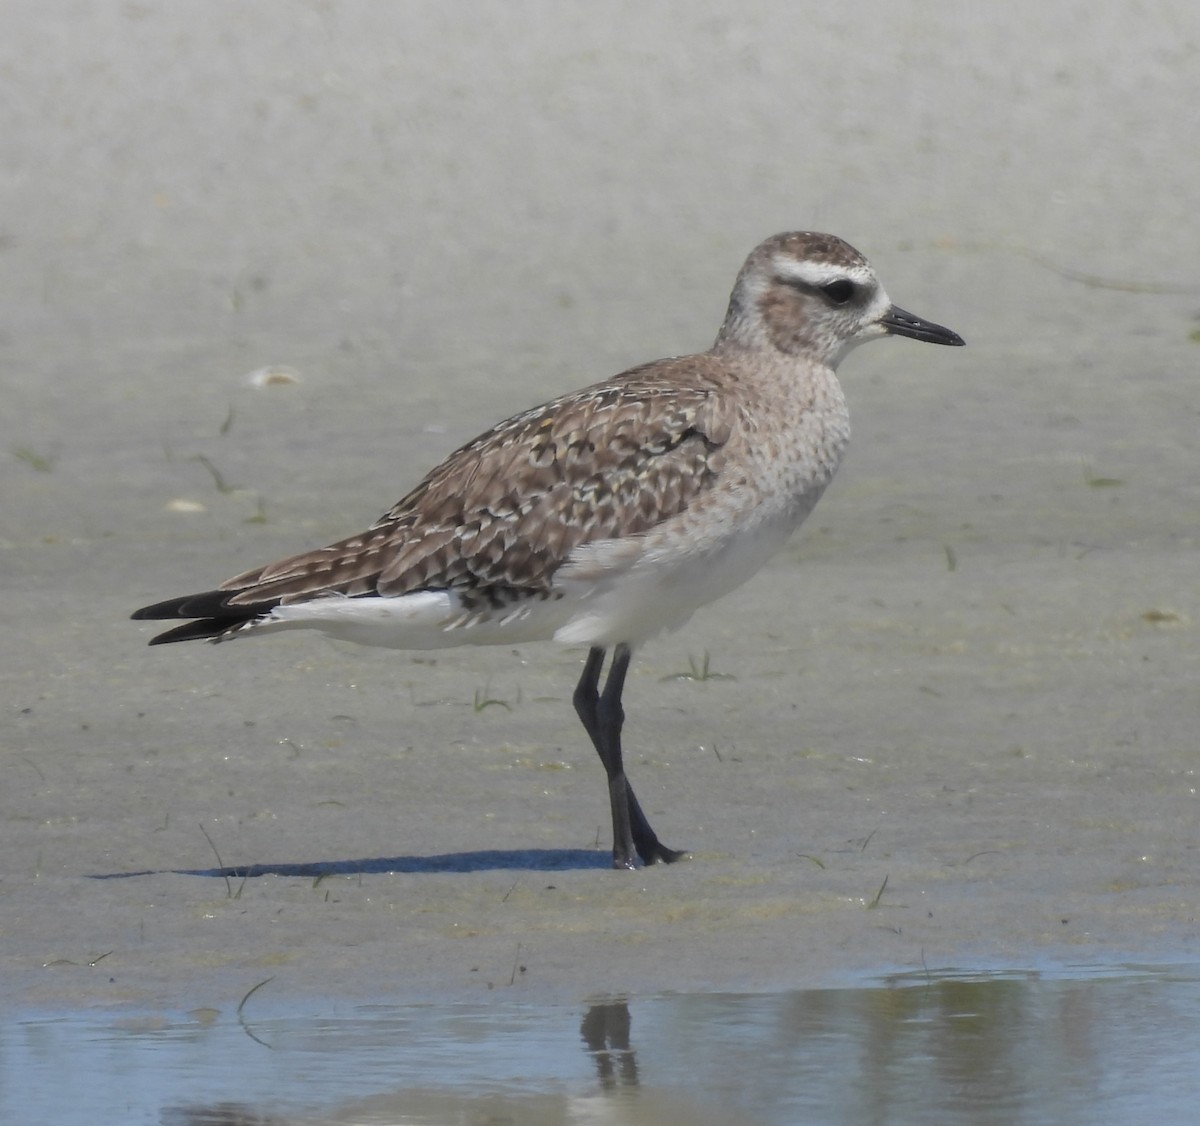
<box><xmin>133</xmin><ymin>232</ymin><xmax>964</xmax><ymax>869</ymax></box>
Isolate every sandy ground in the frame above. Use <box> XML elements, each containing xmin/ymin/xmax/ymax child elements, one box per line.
<box><xmin>3</xmin><ymin>1</ymin><xmax>1198</xmax><ymax>1012</ymax></box>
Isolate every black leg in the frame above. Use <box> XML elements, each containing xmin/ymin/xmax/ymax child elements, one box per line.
<box><xmin>573</xmin><ymin>644</ymin><xmax>688</xmax><ymax>869</ymax></box>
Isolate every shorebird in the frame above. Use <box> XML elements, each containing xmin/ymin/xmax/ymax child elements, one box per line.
<box><xmin>133</xmin><ymin>232</ymin><xmax>963</xmax><ymax>869</ymax></box>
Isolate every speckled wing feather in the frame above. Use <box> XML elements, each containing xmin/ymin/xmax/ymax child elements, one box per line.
<box><xmin>137</xmin><ymin>358</ymin><xmax>739</xmax><ymax>638</ymax></box>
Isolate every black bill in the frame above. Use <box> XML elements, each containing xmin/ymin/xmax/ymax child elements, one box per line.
<box><xmin>882</xmin><ymin>305</ymin><xmax>965</xmax><ymax>347</ymax></box>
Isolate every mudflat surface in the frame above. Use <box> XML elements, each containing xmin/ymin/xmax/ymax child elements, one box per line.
<box><xmin>3</xmin><ymin>1</ymin><xmax>1198</xmax><ymax>1012</ymax></box>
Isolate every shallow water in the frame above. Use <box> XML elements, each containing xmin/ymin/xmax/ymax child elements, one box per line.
<box><xmin>7</xmin><ymin>965</ymin><xmax>1200</xmax><ymax>1126</ymax></box>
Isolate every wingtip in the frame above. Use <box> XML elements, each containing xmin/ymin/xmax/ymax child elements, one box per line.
<box><xmin>140</xmin><ymin>618</ymin><xmax>232</xmax><ymax>645</ymax></box>
<box><xmin>131</xmin><ymin>596</ymin><xmax>192</xmax><ymax>621</ymax></box>
<box><xmin>132</xmin><ymin>589</ymin><xmax>269</xmax><ymax>644</ymax></box>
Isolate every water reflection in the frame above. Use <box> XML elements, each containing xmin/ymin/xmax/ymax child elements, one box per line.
<box><xmin>6</xmin><ymin>967</ymin><xmax>1200</xmax><ymax>1125</ymax></box>
<box><xmin>581</xmin><ymin>999</ymin><xmax>638</xmax><ymax>1089</ymax></box>
<box><xmin>164</xmin><ymin>1108</ymin><xmax>284</xmax><ymax>1126</ymax></box>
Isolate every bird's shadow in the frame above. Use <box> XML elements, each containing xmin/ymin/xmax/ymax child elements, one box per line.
<box><xmin>88</xmin><ymin>848</ymin><xmax>610</xmax><ymax>881</ymax></box>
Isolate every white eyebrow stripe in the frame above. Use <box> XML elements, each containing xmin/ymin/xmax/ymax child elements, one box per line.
<box><xmin>772</xmin><ymin>256</ymin><xmax>874</xmax><ymax>288</ymax></box>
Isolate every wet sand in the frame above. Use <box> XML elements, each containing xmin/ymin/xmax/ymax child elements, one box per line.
<box><xmin>3</xmin><ymin>1</ymin><xmax>1198</xmax><ymax>1013</ymax></box>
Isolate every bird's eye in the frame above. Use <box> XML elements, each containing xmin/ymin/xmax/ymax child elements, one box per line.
<box><xmin>821</xmin><ymin>280</ymin><xmax>856</xmax><ymax>305</ymax></box>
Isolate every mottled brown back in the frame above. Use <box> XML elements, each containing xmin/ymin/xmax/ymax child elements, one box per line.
<box><xmin>216</xmin><ymin>357</ymin><xmax>738</xmax><ymax>611</ymax></box>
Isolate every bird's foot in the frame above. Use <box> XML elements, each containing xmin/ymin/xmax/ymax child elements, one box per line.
<box><xmin>641</xmin><ymin>842</ymin><xmax>690</xmax><ymax>865</ymax></box>
<box><xmin>611</xmin><ymin>840</ymin><xmax>689</xmax><ymax>868</ymax></box>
